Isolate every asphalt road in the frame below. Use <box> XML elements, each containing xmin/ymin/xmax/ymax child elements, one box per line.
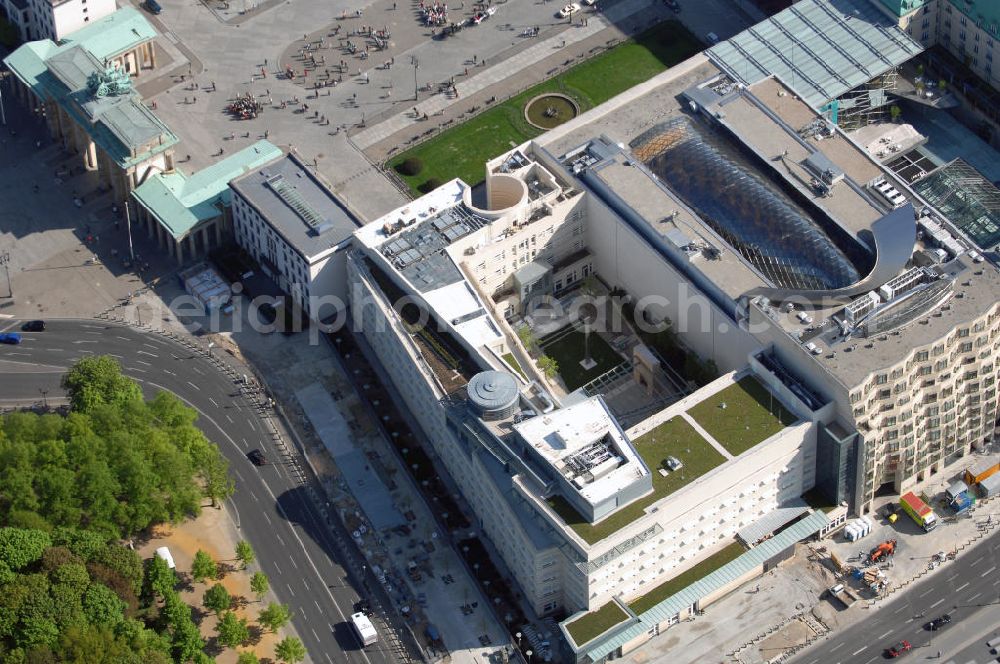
<box><xmin>0</xmin><ymin>318</ymin><xmax>402</xmax><ymax>664</ymax></box>
<box><xmin>790</xmin><ymin>534</ymin><xmax>1000</xmax><ymax>664</ymax></box>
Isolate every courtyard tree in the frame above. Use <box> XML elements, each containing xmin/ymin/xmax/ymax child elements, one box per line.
<box><xmin>145</xmin><ymin>554</ymin><xmax>176</xmax><ymax>601</ymax></box>
<box><xmin>250</xmin><ymin>572</ymin><xmax>269</xmax><ymax>602</ymax></box>
<box><xmin>517</xmin><ymin>325</ymin><xmax>537</xmax><ymax>354</ymax></box>
<box><xmin>275</xmin><ymin>636</ymin><xmax>307</xmax><ymax>664</ymax></box>
<box><xmin>216</xmin><ymin>611</ymin><xmax>250</xmax><ymax>648</ymax></box>
<box><xmin>203</xmin><ymin>583</ymin><xmax>231</xmax><ymax>616</ymax></box>
<box><xmin>235</xmin><ymin>541</ymin><xmax>255</xmax><ymax>569</ymax></box>
<box><xmin>258</xmin><ymin>603</ymin><xmax>291</xmax><ymax>633</ymax></box>
<box><xmin>236</xmin><ymin>652</ymin><xmax>261</xmax><ymax>664</ymax></box>
<box><xmin>537</xmin><ymin>356</ymin><xmax>559</xmax><ymax>380</ymax></box>
<box><xmin>191</xmin><ymin>550</ymin><xmax>218</xmax><ymax>583</ymax></box>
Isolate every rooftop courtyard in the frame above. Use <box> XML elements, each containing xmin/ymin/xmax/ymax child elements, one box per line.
<box><xmin>538</xmin><ymin>325</ymin><xmax>626</xmax><ymax>393</ymax></box>
<box><xmin>687</xmin><ymin>376</ymin><xmax>797</xmax><ymax>457</ymax></box>
<box><xmin>547</xmin><ymin>416</ymin><xmax>726</xmax><ymax>544</ymax></box>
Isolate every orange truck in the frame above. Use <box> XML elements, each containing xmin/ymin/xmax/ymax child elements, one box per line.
<box><xmin>964</xmin><ymin>459</ymin><xmax>1000</xmax><ymax>486</ymax></box>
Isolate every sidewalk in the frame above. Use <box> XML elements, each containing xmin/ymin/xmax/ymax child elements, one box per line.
<box><xmin>359</xmin><ymin>0</ymin><xmax>677</xmax><ymax>161</ymax></box>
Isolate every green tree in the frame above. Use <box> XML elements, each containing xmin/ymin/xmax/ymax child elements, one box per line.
<box><xmin>191</xmin><ymin>550</ymin><xmax>217</xmax><ymax>583</ymax></box>
<box><xmin>91</xmin><ymin>544</ymin><xmax>144</xmax><ymax>597</ymax></box>
<box><xmin>274</xmin><ymin>636</ymin><xmax>307</xmax><ymax>664</ymax></box>
<box><xmin>202</xmin><ymin>583</ymin><xmax>231</xmax><ymax>616</ymax></box>
<box><xmin>144</xmin><ymin>554</ymin><xmax>176</xmax><ymax>600</ymax></box>
<box><xmin>249</xmin><ymin>572</ymin><xmax>269</xmax><ymax>602</ymax></box>
<box><xmin>164</xmin><ymin>593</ymin><xmax>204</xmax><ymax>662</ymax></box>
<box><xmin>216</xmin><ymin>611</ymin><xmax>250</xmax><ymax>648</ymax></box>
<box><xmin>516</xmin><ymin>325</ymin><xmax>537</xmax><ymax>354</ymax></box>
<box><xmin>236</xmin><ymin>652</ymin><xmax>261</xmax><ymax>664</ymax></box>
<box><xmin>82</xmin><ymin>582</ymin><xmax>127</xmax><ymax>627</ymax></box>
<box><xmin>889</xmin><ymin>104</ymin><xmax>902</xmax><ymax>122</ymax></box>
<box><xmin>234</xmin><ymin>541</ymin><xmax>255</xmax><ymax>569</ymax></box>
<box><xmin>0</xmin><ymin>528</ymin><xmax>52</xmax><ymax>571</ymax></box>
<box><xmin>537</xmin><ymin>355</ymin><xmax>559</xmax><ymax>380</ymax></box>
<box><xmin>257</xmin><ymin>603</ymin><xmax>291</xmax><ymax>633</ymax></box>
<box><xmin>61</xmin><ymin>356</ymin><xmax>142</xmax><ymax>412</ymax></box>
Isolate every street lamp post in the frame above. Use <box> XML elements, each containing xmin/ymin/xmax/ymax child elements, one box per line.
<box><xmin>0</xmin><ymin>79</ymin><xmax>7</xmax><ymax>127</ymax></box>
<box><xmin>123</xmin><ymin>200</ymin><xmax>135</xmax><ymax>266</ymax></box>
<box><xmin>39</xmin><ymin>389</ymin><xmax>48</xmax><ymax>409</ymax></box>
<box><xmin>412</xmin><ymin>56</ymin><xmax>419</xmax><ymax>101</ymax></box>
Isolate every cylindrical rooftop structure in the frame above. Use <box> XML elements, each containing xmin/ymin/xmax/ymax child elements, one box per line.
<box><xmin>467</xmin><ymin>370</ymin><xmax>520</xmax><ymax>421</ymax></box>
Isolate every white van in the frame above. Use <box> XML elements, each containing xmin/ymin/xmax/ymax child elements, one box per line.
<box><xmin>155</xmin><ymin>546</ymin><xmax>176</xmax><ymax>569</ymax></box>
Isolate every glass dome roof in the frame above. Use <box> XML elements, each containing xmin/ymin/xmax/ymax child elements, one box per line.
<box><xmin>632</xmin><ymin>117</ymin><xmax>861</xmax><ymax>291</ymax></box>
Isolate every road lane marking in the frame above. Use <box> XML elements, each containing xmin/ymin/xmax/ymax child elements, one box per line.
<box><xmin>852</xmin><ymin>647</ymin><xmax>866</xmax><ymax>656</ymax></box>
<box><xmin>72</xmin><ymin>339</ymin><xmax>97</xmax><ymax>344</ymax></box>
<box><xmin>163</xmin><ymin>369</ymin><xmax>175</xmax><ymax>376</ymax></box>
<box><xmin>326</xmin><ymin>654</ymin><xmax>334</xmax><ymax>664</ymax></box>
<box><xmin>186</xmin><ymin>381</ymin><xmax>200</xmax><ymax>391</ymax></box>
<box><xmin>83</xmin><ymin>330</ymin><xmax>101</xmax><ymax>335</ymax></box>
<box><xmin>830</xmin><ymin>643</ymin><xmax>843</xmax><ymax>652</ymax></box>
<box><xmin>226</xmin><ymin>414</ymin><xmax>234</xmax><ymax>423</ymax></box>
<box><xmin>289</xmin><ymin>556</ymin><xmax>298</xmax><ymax>569</ymax></box>
<box><xmin>919</xmin><ymin>588</ymin><xmax>935</xmax><ymax>597</ymax></box>
<box><xmin>128</xmin><ymin>367</ymin><xmax>147</xmax><ymax>373</ymax></box>
<box><xmin>263</xmin><ymin>512</ymin><xmax>271</xmax><ymax>524</ymax></box>
<box><xmin>273</xmin><ymin>561</ymin><xmax>281</xmax><ymax>575</ymax></box>
<box><xmin>947</xmin><ymin>573</ymin><xmax>959</xmax><ymax>581</ymax></box>
<box><xmin>136</xmin><ymin>360</ymin><xmax>151</xmax><ymax>366</ymax></box>
<box><xmin>108</xmin><ymin>353</ymin><xmax>123</xmax><ymax>359</ymax></box>
<box><xmin>310</xmin><ymin>627</ymin><xmax>320</xmax><ymax>642</ymax></box>
<box><xmin>286</xmin><ymin>583</ymin><xmax>295</xmax><ymax>597</ymax></box>
<box><xmin>192</xmin><ymin>366</ymin><xmax>204</xmax><ymax>375</ymax></box>
<box><xmin>302</xmin><ymin>579</ymin><xmax>309</xmax><ymax>591</ymax></box>
<box><xmin>894</xmin><ymin>605</ymin><xmax>907</xmax><ymax>613</ymax></box>
<box><xmin>276</xmin><ymin>534</ymin><xmax>286</xmax><ymax>547</ymax></box>
<box><xmin>956</xmin><ymin>582</ymin><xmax>970</xmax><ymax>591</ymax></box>
<box><xmin>143</xmin><ymin>343</ymin><xmax>157</xmax><ymax>349</ymax></box>
<box><xmin>980</xmin><ymin>565</ymin><xmax>996</xmax><ymax>577</ymax></box>
<box><xmin>209</xmin><ymin>397</ymin><xmax>218</xmax><ymax>407</ymax></box>
<box><xmin>971</xmin><ymin>555</ymin><xmax>985</xmax><ymax>566</ymax></box>
<box><xmin>241</xmin><ymin>437</ymin><xmax>248</xmax><ymax>449</ymax></box>
<box><xmin>248</xmin><ymin>420</ymin><xmax>256</xmax><ymax>431</ymax></box>
<box><xmin>969</xmin><ymin>592</ymin><xmax>981</xmax><ymax>602</ymax></box>
<box><xmin>929</xmin><ymin>598</ymin><xmax>945</xmax><ymax>609</ymax></box>
<box><xmin>878</xmin><ymin>630</ymin><xmax>893</xmax><ymax>639</ymax></box>
<box><xmin>904</xmin><ymin>618</ymin><xmax>913</xmax><ymax>624</ymax></box>
<box><xmin>137</xmin><ymin>350</ymin><xmax>158</xmax><ymax>358</ymax></box>
<box><xmin>116</xmin><ymin>336</ymin><xmax>130</xmax><ymax>341</ymax></box>
<box><xmin>314</xmin><ymin>600</ymin><xmax>322</xmax><ymax>613</ymax></box>
<box><xmin>249</xmin><ymin>491</ymin><xmax>259</xmax><ymax>502</ymax></box>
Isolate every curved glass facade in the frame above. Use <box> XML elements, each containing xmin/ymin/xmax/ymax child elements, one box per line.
<box><xmin>631</xmin><ymin>117</ymin><xmax>861</xmax><ymax>291</ymax></box>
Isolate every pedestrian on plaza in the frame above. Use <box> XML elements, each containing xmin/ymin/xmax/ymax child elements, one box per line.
<box><xmin>265</xmin><ymin>57</ymin><xmax>268</xmax><ymax>66</ymax></box>
<box><xmin>473</xmin><ymin>54</ymin><xmax>477</xmax><ymax>63</ymax></box>
<box><xmin>393</xmin><ymin>0</ymin><xmax>396</xmax><ymax>7</ymax></box>
<box><xmin>464</xmin><ymin>67</ymin><xmax>468</xmax><ymax>76</ymax></box>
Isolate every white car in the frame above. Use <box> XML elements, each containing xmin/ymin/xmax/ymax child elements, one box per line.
<box><xmin>581</xmin><ymin>0</ymin><xmax>597</xmax><ymax>6</ymax></box>
<box><xmin>558</xmin><ymin>2</ymin><xmax>580</xmax><ymax>17</ymax></box>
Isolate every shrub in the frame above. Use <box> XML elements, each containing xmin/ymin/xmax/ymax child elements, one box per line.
<box><xmin>418</xmin><ymin>177</ymin><xmax>445</xmax><ymax>193</ymax></box>
<box><xmin>396</xmin><ymin>157</ymin><xmax>424</xmax><ymax>176</ymax></box>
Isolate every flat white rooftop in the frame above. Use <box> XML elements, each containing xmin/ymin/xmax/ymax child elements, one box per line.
<box><xmin>515</xmin><ymin>397</ymin><xmax>649</xmax><ymax>507</ymax></box>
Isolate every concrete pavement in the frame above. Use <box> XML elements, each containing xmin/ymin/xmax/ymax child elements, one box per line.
<box><xmin>789</xmin><ymin>534</ymin><xmax>1000</xmax><ymax>664</ymax></box>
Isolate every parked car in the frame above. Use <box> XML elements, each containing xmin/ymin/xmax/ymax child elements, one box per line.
<box><xmin>144</xmin><ymin>0</ymin><xmax>161</xmax><ymax>13</ymax></box>
<box><xmin>924</xmin><ymin>614</ymin><xmax>951</xmax><ymax>631</ymax></box>
<box><xmin>247</xmin><ymin>449</ymin><xmax>268</xmax><ymax>466</ymax></box>
<box><xmin>0</xmin><ymin>332</ymin><xmax>22</xmax><ymax>345</ymax></box>
<box><xmin>582</xmin><ymin>0</ymin><xmax>597</xmax><ymax>6</ymax></box>
<box><xmin>887</xmin><ymin>641</ymin><xmax>912</xmax><ymax>657</ymax></box>
<box><xmin>21</xmin><ymin>320</ymin><xmax>45</xmax><ymax>332</ymax></box>
<box><xmin>558</xmin><ymin>2</ymin><xmax>580</xmax><ymax>17</ymax></box>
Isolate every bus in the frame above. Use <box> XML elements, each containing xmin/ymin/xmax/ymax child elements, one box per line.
<box><xmin>350</xmin><ymin>612</ymin><xmax>377</xmax><ymax>647</ymax></box>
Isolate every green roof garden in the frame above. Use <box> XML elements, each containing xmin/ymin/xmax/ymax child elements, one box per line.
<box><xmin>547</xmin><ymin>417</ymin><xmax>726</xmax><ymax>544</ymax></box>
<box><xmin>564</xmin><ymin>601</ymin><xmax>630</xmax><ymax>647</ymax></box>
<box><xmin>628</xmin><ymin>542</ymin><xmax>745</xmax><ymax>615</ymax></box>
<box><xmin>687</xmin><ymin>376</ymin><xmax>796</xmax><ymax>457</ymax></box>
<box><xmin>539</xmin><ymin>325</ymin><xmax>625</xmax><ymax>392</ymax></box>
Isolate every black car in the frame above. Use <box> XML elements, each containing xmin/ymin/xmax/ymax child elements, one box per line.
<box><xmin>247</xmin><ymin>449</ymin><xmax>268</xmax><ymax>466</ymax></box>
<box><xmin>21</xmin><ymin>320</ymin><xmax>45</xmax><ymax>332</ymax></box>
<box><xmin>924</xmin><ymin>614</ymin><xmax>951</xmax><ymax>631</ymax></box>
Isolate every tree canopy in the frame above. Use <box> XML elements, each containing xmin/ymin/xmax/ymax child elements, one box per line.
<box><xmin>0</xmin><ymin>356</ymin><xmax>236</xmax><ymax>663</ymax></box>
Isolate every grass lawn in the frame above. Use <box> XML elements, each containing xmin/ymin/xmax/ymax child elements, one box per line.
<box><xmin>687</xmin><ymin>376</ymin><xmax>797</xmax><ymax>457</ymax></box>
<box><xmin>564</xmin><ymin>601</ymin><xmax>630</xmax><ymax>646</ymax></box>
<box><xmin>388</xmin><ymin>20</ymin><xmax>701</xmax><ymax>195</ymax></box>
<box><xmin>501</xmin><ymin>352</ymin><xmax>527</xmax><ymax>380</ymax></box>
<box><xmin>628</xmin><ymin>542</ymin><xmax>746</xmax><ymax>615</ymax></box>
<box><xmin>547</xmin><ymin>417</ymin><xmax>726</xmax><ymax>544</ymax></box>
<box><xmin>539</xmin><ymin>326</ymin><xmax>624</xmax><ymax>392</ymax></box>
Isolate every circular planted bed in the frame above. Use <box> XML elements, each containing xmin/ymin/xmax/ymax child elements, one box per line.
<box><xmin>524</xmin><ymin>93</ymin><xmax>580</xmax><ymax>129</ymax></box>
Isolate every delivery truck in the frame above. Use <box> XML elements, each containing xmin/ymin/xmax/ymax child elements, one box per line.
<box><xmin>964</xmin><ymin>458</ymin><xmax>999</xmax><ymax>486</ymax></box>
<box><xmin>350</xmin><ymin>612</ymin><xmax>377</xmax><ymax>646</ymax></box>
<box><xmin>900</xmin><ymin>492</ymin><xmax>937</xmax><ymax>531</ymax></box>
